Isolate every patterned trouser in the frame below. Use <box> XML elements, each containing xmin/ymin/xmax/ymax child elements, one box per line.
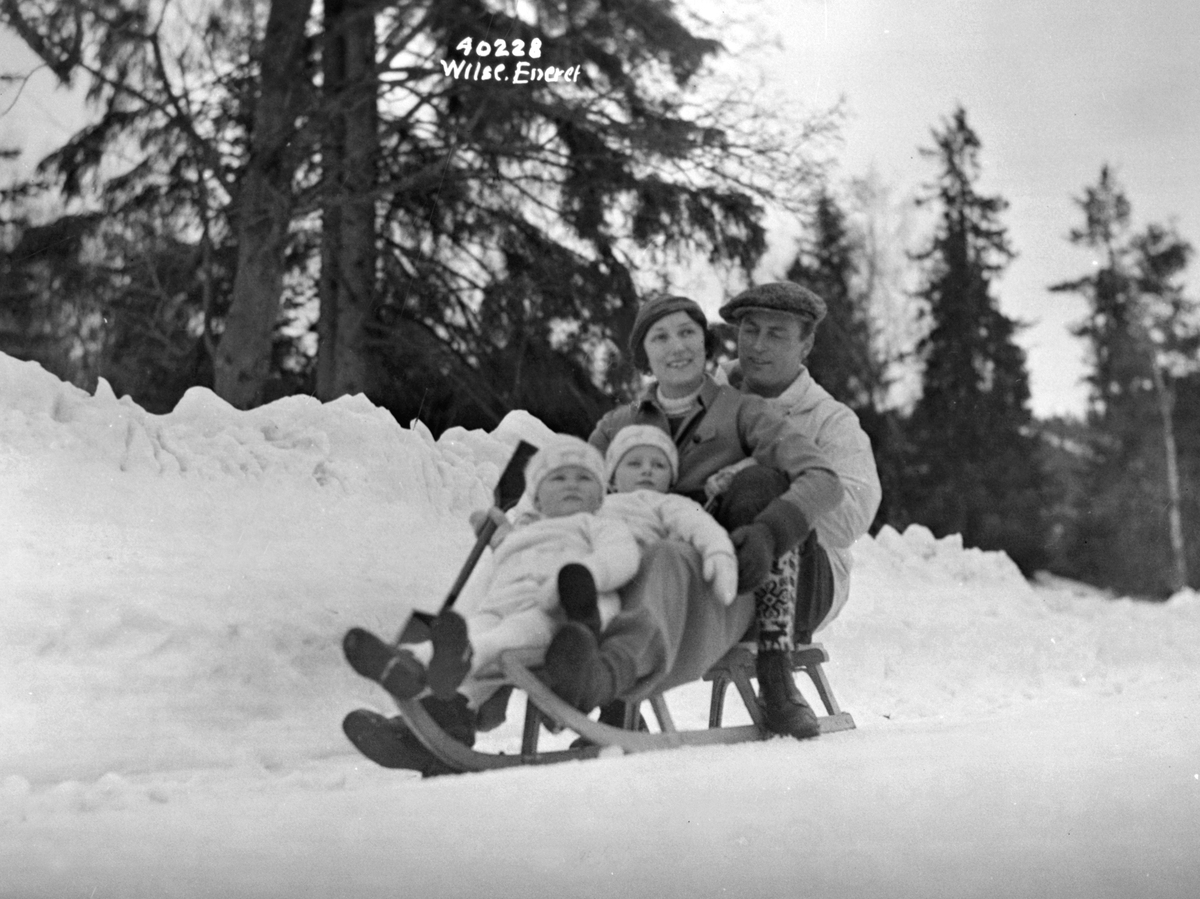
<box><xmin>754</xmin><ymin>546</ymin><xmax>800</xmax><ymax>652</ymax></box>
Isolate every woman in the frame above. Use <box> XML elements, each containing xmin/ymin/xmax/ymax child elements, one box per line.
<box><xmin>542</xmin><ymin>295</ymin><xmax>845</xmax><ymax>739</ymax></box>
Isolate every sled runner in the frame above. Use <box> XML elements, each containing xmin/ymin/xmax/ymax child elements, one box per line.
<box><xmin>360</xmin><ymin>640</ymin><xmax>855</xmax><ymax>775</ymax></box>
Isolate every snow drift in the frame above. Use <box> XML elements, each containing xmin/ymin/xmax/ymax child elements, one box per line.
<box><xmin>3</xmin><ymin>352</ymin><xmax>1198</xmax><ymax>898</ymax></box>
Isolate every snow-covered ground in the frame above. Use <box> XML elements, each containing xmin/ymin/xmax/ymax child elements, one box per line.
<box><xmin>3</xmin><ymin>351</ymin><xmax>1198</xmax><ymax>898</ymax></box>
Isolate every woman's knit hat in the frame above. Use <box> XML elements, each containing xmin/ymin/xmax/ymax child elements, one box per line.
<box><xmin>604</xmin><ymin>424</ymin><xmax>679</xmax><ymax>485</ymax></box>
<box><xmin>523</xmin><ymin>436</ymin><xmax>607</xmax><ymax>501</ymax></box>
<box><xmin>628</xmin><ymin>295</ymin><xmax>710</xmax><ymax>372</ymax></box>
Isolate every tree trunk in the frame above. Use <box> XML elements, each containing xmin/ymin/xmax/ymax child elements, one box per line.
<box><xmin>1151</xmin><ymin>363</ymin><xmax>1188</xmax><ymax>593</ymax></box>
<box><xmin>212</xmin><ymin>0</ymin><xmax>314</xmax><ymax>409</ymax></box>
<box><xmin>317</xmin><ymin>0</ymin><xmax>378</xmax><ymax>401</ymax></box>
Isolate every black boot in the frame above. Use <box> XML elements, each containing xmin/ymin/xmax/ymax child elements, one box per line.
<box><xmin>427</xmin><ymin>611</ymin><xmax>473</xmax><ymax>700</ymax></box>
<box><xmin>420</xmin><ymin>692</ymin><xmax>477</xmax><ymax>747</ymax></box>
<box><xmin>557</xmin><ymin>563</ymin><xmax>601</xmax><ymax>635</ymax></box>
<box><xmin>544</xmin><ymin>622</ymin><xmax>635</xmax><ymax>714</ymax></box>
<box><xmin>756</xmin><ymin>649</ymin><xmax>820</xmax><ymax>740</ymax></box>
<box><xmin>343</xmin><ymin>627</ymin><xmax>426</xmax><ymax>700</ymax></box>
<box><xmin>342</xmin><ymin>707</ymin><xmax>459</xmax><ymax>777</ymax></box>
<box><xmin>342</xmin><ymin>692</ymin><xmax>476</xmax><ymax>771</ymax></box>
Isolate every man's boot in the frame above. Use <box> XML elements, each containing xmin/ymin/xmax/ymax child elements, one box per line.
<box><xmin>756</xmin><ymin>649</ymin><xmax>820</xmax><ymax>740</ymax></box>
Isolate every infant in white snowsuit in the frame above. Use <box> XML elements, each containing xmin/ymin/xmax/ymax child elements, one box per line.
<box><xmin>596</xmin><ymin>424</ymin><xmax>738</xmax><ymax>605</ymax></box>
<box><xmin>539</xmin><ymin>425</ymin><xmax>740</xmax><ymax>711</ymax></box>
<box><xmin>357</xmin><ymin>435</ymin><xmax>641</xmax><ymax>717</ymax></box>
<box><xmin>448</xmin><ymin>437</ymin><xmax>641</xmax><ymax>688</ymax></box>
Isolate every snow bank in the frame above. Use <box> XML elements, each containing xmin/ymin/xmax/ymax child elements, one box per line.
<box><xmin>5</xmin><ymin>350</ymin><xmax>1200</xmax><ymax>784</ymax></box>
<box><xmin>0</xmin><ymin>355</ymin><xmax>545</xmax><ymax>781</ymax></box>
<box><xmin>0</xmin><ymin>352</ymin><xmax>497</xmax><ymax>507</ymax></box>
<box><xmin>5</xmin><ymin>352</ymin><xmax>1200</xmax><ymax>898</ymax></box>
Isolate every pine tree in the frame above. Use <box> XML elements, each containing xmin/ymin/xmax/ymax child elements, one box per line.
<box><xmin>3</xmin><ymin>0</ymin><xmax>833</xmax><ymax>424</ymax></box>
<box><xmin>786</xmin><ymin>188</ymin><xmax>885</xmax><ymax>411</ymax></box>
<box><xmin>905</xmin><ymin>106</ymin><xmax>1047</xmax><ymax>572</ymax></box>
<box><xmin>1051</xmin><ymin>166</ymin><xmax>1198</xmax><ymax>595</ymax></box>
<box><xmin>784</xmin><ymin>186</ymin><xmax>897</xmax><ymax>533</ymax></box>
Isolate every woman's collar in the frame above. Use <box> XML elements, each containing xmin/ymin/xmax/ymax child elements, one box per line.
<box><xmin>639</xmin><ymin>375</ymin><xmax>719</xmax><ymax>408</ymax></box>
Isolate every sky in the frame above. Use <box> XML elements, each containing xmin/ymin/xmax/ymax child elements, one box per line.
<box><xmin>3</xmin><ymin>1</ymin><xmax>1200</xmax><ymax>418</ymax></box>
<box><xmin>735</xmin><ymin>0</ymin><xmax>1200</xmax><ymax>417</ymax></box>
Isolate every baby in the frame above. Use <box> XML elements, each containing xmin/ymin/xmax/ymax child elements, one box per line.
<box><xmin>344</xmin><ymin>436</ymin><xmax>641</xmax><ymax>716</ymax></box>
<box><xmin>541</xmin><ymin>424</ymin><xmax>739</xmax><ymax>709</ymax></box>
<box><xmin>599</xmin><ymin>424</ymin><xmax>737</xmax><ymax>604</ymax></box>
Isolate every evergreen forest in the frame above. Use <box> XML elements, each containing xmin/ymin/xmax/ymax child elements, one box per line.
<box><xmin>2</xmin><ymin>1</ymin><xmax>1197</xmax><ymax>599</ymax></box>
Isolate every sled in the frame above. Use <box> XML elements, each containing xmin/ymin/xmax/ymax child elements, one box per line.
<box><xmin>386</xmin><ymin>642</ymin><xmax>856</xmax><ymax>774</ymax></box>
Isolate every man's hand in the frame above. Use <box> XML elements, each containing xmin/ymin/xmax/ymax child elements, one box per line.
<box><xmin>730</xmin><ymin>523</ymin><xmax>776</xmax><ymax>593</ymax></box>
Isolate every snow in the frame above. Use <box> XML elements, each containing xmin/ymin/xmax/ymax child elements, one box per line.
<box><xmin>3</xmin><ymin>351</ymin><xmax>1198</xmax><ymax>898</ymax></box>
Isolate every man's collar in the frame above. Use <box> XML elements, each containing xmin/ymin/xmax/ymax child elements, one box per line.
<box><xmin>719</xmin><ymin>359</ymin><xmax>811</xmax><ymax>402</ymax></box>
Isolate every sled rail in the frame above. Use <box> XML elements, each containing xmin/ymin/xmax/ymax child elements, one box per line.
<box><xmin>392</xmin><ymin>642</ymin><xmax>855</xmax><ymax>774</ymax></box>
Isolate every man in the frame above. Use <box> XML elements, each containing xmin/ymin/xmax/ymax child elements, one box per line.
<box><xmin>716</xmin><ymin>281</ymin><xmax>883</xmax><ymax>737</ymax></box>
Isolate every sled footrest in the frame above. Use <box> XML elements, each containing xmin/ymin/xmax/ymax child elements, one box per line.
<box><xmin>701</xmin><ymin>643</ymin><xmax>856</xmax><ymax>733</ymax></box>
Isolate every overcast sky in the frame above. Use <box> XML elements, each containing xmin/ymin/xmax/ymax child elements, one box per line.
<box><xmin>737</xmin><ymin>0</ymin><xmax>1200</xmax><ymax>417</ymax></box>
<box><xmin>4</xmin><ymin>1</ymin><xmax>1199</xmax><ymax>418</ymax></box>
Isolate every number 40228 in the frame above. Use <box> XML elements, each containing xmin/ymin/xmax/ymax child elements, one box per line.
<box><xmin>455</xmin><ymin>36</ymin><xmax>542</xmax><ymax>59</ymax></box>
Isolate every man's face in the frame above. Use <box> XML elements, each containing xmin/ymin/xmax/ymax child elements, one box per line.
<box><xmin>735</xmin><ymin>308</ymin><xmax>810</xmax><ymax>397</ymax></box>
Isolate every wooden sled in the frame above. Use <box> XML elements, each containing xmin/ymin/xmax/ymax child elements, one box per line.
<box><xmin>388</xmin><ymin>643</ymin><xmax>856</xmax><ymax>774</ymax></box>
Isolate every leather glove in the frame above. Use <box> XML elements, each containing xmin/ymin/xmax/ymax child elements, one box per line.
<box><xmin>730</xmin><ymin>523</ymin><xmax>776</xmax><ymax>593</ymax></box>
<box><xmin>731</xmin><ymin>498</ymin><xmax>813</xmax><ymax>593</ymax></box>
<box><xmin>755</xmin><ymin>498</ymin><xmax>811</xmax><ymax>555</ymax></box>
<box><xmin>702</xmin><ymin>550</ymin><xmax>739</xmax><ymax>606</ymax></box>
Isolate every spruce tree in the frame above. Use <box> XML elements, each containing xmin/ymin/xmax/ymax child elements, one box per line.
<box><xmin>786</xmin><ymin>188</ymin><xmax>885</xmax><ymax>411</ymax></box>
<box><xmin>1051</xmin><ymin>166</ymin><xmax>1197</xmax><ymax>595</ymax></box>
<box><xmin>3</xmin><ymin>0</ymin><xmax>832</xmax><ymax>424</ymax></box>
<box><xmin>785</xmin><ymin>187</ymin><xmax>897</xmax><ymax>533</ymax></box>
<box><xmin>906</xmin><ymin>106</ymin><xmax>1047</xmax><ymax>572</ymax></box>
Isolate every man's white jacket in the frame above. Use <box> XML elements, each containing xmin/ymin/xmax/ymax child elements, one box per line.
<box><xmin>717</xmin><ymin>361</ymin><xmax>882</xmax><ymax>631</ymax></box>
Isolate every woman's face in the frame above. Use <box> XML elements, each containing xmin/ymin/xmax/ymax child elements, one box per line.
<box><xmin>642</xmin><ymin>311</ymin><xmax>706</xmax><ymax>397</ymax></box>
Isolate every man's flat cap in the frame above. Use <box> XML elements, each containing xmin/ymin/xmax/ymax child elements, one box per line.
<box><xmin>719</xmin><ymin>282</ymin><xmax>827</xmax><ymax>325</ymax></box>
